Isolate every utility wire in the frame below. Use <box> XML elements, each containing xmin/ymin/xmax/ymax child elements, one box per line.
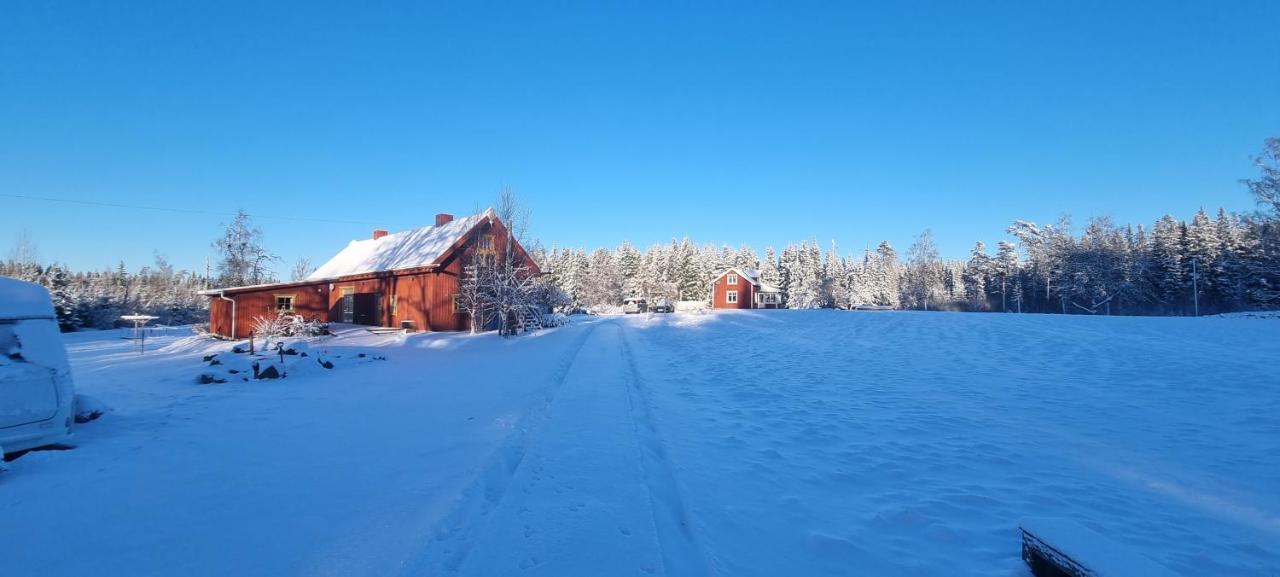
<box><xmin>1</xmin><ymin>192</ymin><xmax>422</xmax><ymax>228</ymax></box>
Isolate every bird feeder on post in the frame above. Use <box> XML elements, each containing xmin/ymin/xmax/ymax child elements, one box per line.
<box><xmin>120</xmin><ymin>314</ymin><xmax>159</xmax><ymax>354</ymax></box>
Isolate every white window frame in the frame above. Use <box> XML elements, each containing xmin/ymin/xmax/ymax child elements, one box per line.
<box><xmin>727</xmin><ymin>273</ymin><xmax>738</xmax><ymax>285</ymax></box>
<box><xmin>274</xmin><ymin>294</ymin><xmax>296</xmax><ymax>313</ymax></box>
<box><xmin>726</xmin><ymin>290</ymin><xmax>738</xmax><ymax>304</ymax></box>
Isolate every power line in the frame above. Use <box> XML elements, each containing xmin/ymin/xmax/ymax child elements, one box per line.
<box><xmin>1</xmin><ymin>192</ymin><xmax>421</xmax><ymax>227</ymax></box>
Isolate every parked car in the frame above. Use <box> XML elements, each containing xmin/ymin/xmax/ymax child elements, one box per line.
<box><xmin>649</xmin><ymin>298</ymin><xmax>674</xmax><ymax>313</ymax></box>
<box><xmin>0</xmin><ymin>277</ymin><xmax>75</xmax><ymax>456</ymax></box>
<box><xmin>622</xmin><ymin>298</ymin><xmax>648</xmax><ymax>314</ymax></box>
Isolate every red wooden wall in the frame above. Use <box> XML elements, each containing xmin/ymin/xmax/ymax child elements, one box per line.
<box><xmin>712</xmin><ymin>271</ymin><xmax>756</xmax><ymax>309</ymax></box>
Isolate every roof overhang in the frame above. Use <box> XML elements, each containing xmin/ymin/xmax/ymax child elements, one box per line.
<box><xmin>198</xmin><ymin>265</ymin><xmax>443</xmax><ymax>296</ymax></box>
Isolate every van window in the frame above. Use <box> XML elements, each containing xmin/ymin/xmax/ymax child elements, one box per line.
<box><xmin>0</xmin><ymin>318</ymin><xmax>68</xmax><ymax>371</ymax></box>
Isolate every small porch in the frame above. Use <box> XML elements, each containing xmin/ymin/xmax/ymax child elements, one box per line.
<box><xmin>754</xmin><ymin>291</ymin><xmax>782</xmax><ymax>309</ymax></box>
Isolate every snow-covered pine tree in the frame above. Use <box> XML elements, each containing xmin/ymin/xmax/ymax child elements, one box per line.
<box><xmin>1184</xmin><ymin>208</ymin><xmax>1220</xmax><ymax>312</ymax></box>
<box><xmin>963</xmin><ymin>241</ymin><xmax>991</xmax><ymax>311</ymax></box>
<box><xmin>1150</xmin><ymin>214</ymin><xmax>1185</xmax><ymax>312</ymax></box>
<box><xmin>617</xmin><ymin>241</ymin><xmax>642</xmax><ymax>298</ymax></box>
<box><xmin>760</xmin><ymin>246</ymin><xmax>780</xmax><ymax>287</ymax></box>
<box><xmin>995</xmin><ymin>240</ymin><xmax>1018</xmax><ymax>312</ymax></box>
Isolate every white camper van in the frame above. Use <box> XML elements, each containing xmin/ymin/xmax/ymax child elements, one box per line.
<box><xmin>0</xmin><ymin>276</ymin><xmax>75</xmax><ymax>455</ymax></box>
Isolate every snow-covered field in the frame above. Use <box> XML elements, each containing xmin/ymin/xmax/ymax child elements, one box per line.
<box><xmin>2</xmin><ymin>311</ymin><xmax>1277</xmax><ymax>576</ymax></box>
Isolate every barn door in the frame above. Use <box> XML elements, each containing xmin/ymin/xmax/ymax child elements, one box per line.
<box><xmin>353</xmin><ymin>292</ymin><xmax>379</xmax><ymax>326</ymax></box>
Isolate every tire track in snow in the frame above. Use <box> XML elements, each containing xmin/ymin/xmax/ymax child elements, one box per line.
<box><xmin>399</xmin><ymin>321</ymin><xmax>602</xmax><ymax>577</ymax></box>
<box><xmin>617</xmin><ymin>322</ymin><xmax>716</xmax><ymax>576</ymax></box>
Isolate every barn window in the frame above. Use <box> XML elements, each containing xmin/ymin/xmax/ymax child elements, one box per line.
<box><xmin>477</xmin><ymin>234</ymin><xmax>495</xmax><ymax>252</ymax></box>
<box><xmin>727</xmin><ymin>273</ymin><xmax>738</xmax><ymax>285</ymax></box>
<box><xmin>726</xmin><ymin>290</ymin><xmax>738</xmax><ymax>304</ymax></box>
<box><xmin>275</xmin><ymin>295</ymin><xmax>295</xmax><ymax>313</ymax></box>
<box><xmin>452</xmin><ymin>294</ymin><xmax>462</xmax><ymax>313</ymax></box>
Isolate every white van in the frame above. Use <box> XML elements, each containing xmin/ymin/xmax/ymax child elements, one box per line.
<box><xmin>0</xmin><ymin>276</ymin><xmax>75</xmax><ymax>455</ymax></box>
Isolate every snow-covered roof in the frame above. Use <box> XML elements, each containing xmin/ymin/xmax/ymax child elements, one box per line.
<box><xmin>0</xmin><ymin>276</ymin><xmax>56</xmax><ymax>320</ymax></box>
<box><xmin>306</xmin><ymin>211</ymin><xmax>489</xmax><ymax>281</ymax></box>
<box><xmin>715</xmin><ymin>267</ymin><xmax>781</xmax><ymax>293</ymax></box>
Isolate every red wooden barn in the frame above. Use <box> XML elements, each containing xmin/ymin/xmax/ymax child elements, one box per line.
<box><xmin>710</xmin><ymin>268</ymin><xmax>782</xmax><ymax>309</ymax></box>
<box><xmin>200</xmin><ymin>209</ymin><xmax>538</xmax><ymax>339</ymax></box>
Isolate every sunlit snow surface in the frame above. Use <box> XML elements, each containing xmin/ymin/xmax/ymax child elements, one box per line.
<box><xmin>2</xmin><ymin>311</ymin><xmax>1277</xmax><ymax>577</ymax></box>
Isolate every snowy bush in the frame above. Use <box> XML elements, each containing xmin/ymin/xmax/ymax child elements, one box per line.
<box><xmin>529</xmin><ymin>276</ymin><xmax>573</xmax><ymax>312</ymax></box>
<box><xmin>587</xmin><ymin>304</ymin><xmax>624</xmax><ymax>316</ymax></box>
<box><xmin>542</xmin><ymin>312</ymin><xmax>569</xmax><ymax>327</ymax></box>
<box><xmin>675</xmin><ymin>300</ymin><xmax>708</xmax><ymax>313</ymax></box>
<box><xmin>251</xmin><ymin>314</ymin><xmax>329</xmax><ymax>349</ymax></box>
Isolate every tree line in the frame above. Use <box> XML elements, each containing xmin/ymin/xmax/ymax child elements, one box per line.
<box><xmin>6</xmin><ymin>138</ymin><xmax>1278</xmax><ymax>328</ymax></box>
<box><xmin>2</xmin><ymin>243</ymin><xmax>210</xmax><ymax>331</ymax></box>
<box><xmin>536</xmin><ymin>138</ymin><xmax>1280</xmax><ymax>316</ymax></box>
<box><xmin>1</xmin><ymin>208</ymin><xmax>281</xmax><ymax>332</ymax></box>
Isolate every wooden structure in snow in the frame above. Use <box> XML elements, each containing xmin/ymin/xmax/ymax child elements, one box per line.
<box><xmin>1019</xmin><ymin>517</ymin><xmax>1179</xmax><ymax>577</ymax></box>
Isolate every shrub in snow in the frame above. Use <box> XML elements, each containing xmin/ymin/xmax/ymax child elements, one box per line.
<box><xmin>251</xmin><ymin>314</ymin><xmax>330</xmax><ymax>350</ymax></box>
<box><xmin>675</xmin><ymin>300</ymin><xmax>709</xmax><ymax>313</ymax></box>
<box><xmin>73</xmin><ymin>394</ymin><xmax>110</xmax><ymax>424</ymax></box>
<box><xmin>542</xmin><ymin>312</ymin><xmax>569</xmax><ymax>327</ymax></box>
<box><xmin>587</xmin><ymin>304</ymin><xmax>624</xmax><ymax>315</ymax></box>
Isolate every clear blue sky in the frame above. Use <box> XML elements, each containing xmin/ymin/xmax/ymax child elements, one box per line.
<box><xmin>3</xmin><ymin>1</ymin><xmax>1278</xmax><ymax>274</ymax></box>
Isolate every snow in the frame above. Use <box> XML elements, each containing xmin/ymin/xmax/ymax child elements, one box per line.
<box><xmin>0</xmin><ymin>276</ymin><xmax>56</xmax><ymax>319</ymax></box>
<box><xmin>2</xmin><ymin>311</ymin><xmax>1278</xmax><ymax>576</ymax></box>
<box><xmin>305</xmin><ymin>212</ymin><xmax>486</xmax><ymax>281</ymax></box>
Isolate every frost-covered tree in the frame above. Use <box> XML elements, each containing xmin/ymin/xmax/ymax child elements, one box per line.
<box><xmin>290</xmin><ymin>257</ymin><xmax>314</xmax><ymax>282</ymax></box>
<box><xmin>1150</xmin><ymin>214</ymin><xmax>1185</xmax><ymax>312</ymax></box>
<box><xmin>903</xmin><ymin>229</ymin><xmax>942</xmax><ymax>310</ymax></box>
<box><xmin>1244</xmin><ymin>137</ymin><xmax>1280</xmax><ymax>217</ymax></box>
<box><xmin>963</xmin><ymin>242</ymin><xmax>991</xmax><ymax>311</ymax></box>
<box><xmin>994</xmin><ymin>241</ymin><xmax>1018</xmax><ymax>312</ymax></box>
<box><xmin>213</xmin><ymin>209</ymin><xmax>278</xmax><ymax>287</ymax></box>
<box><xmin>617</xmin><ymin>241</ymin><xmax>642</xmax><ymax>297</ymax></box>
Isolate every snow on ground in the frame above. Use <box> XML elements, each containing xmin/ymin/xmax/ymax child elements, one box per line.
<box><xmin>2</xmin><ymin>311</ymin><xmax>1278</xmax><ymax>577</ymax></box>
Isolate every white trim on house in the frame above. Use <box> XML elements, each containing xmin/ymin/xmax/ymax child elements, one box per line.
<box><xmin>726</xmin><ymin>290</ymin><xmax>738</xmax><ymax>304</ymax></box>
<box><xmin>727</xmin><ymin>273</ymin><xmax>738</xmax><ymax>285</ymax></box>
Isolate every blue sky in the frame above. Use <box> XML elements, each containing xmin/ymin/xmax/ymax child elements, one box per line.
<box><xmin>2</xmin><ymin>1</ymin><xmax>1278</xmax><ymax>274</ymax></box>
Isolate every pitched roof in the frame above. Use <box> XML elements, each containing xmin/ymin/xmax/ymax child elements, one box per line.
<box><xmin>306</xmin><ymin>211</ymin><xmax>489</xmax><ymax>280</ymax></box>
<box><xmin>715</xmin><ymin>267</ymin><xmax>781</xmax><ymax>293</ymax></box>
<box><xmin>199</xmin><ymin>209</ymin><xmax>498</xmax><ymax>295</ymax></box>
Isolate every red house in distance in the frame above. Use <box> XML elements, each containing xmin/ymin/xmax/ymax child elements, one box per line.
<box><xmin>200</xmin><ymin>209</ymin><xmax>538</xmax><ymax>339</ymax></box>
<box><xmin>710</xmin><ymin>268</ymin><xmax>782</xmax><ymax>309</ymax></box>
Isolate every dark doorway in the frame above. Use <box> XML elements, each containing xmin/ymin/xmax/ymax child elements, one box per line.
<box><xmin>353</xmin><ymin>293</ymin><xmax>381</xmax><ymax>326</ymax></box>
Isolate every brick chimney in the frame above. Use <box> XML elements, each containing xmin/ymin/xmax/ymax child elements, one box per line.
<box><xmin>435</xmin><ymin>213</ymin><xmax>454</xmax><ymax>226</ymax></box>
<box><xmin>372</xmin><ymin>229</ymin><xmax>389</xmax><ymax>240</ymax></box>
